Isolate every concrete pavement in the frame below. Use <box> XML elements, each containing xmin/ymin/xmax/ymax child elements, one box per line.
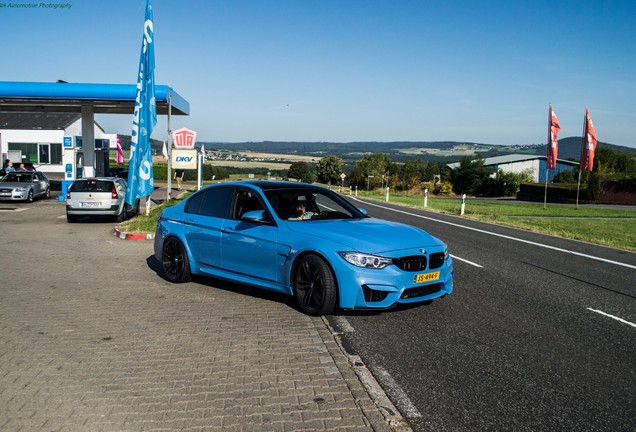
<box><xmin>0</xmin><ymin>196</ymin><xmax>409</xmax><ymax>432</ymax></box>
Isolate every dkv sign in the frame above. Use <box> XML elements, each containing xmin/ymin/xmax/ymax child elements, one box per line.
<box><xmin>172</xmin><ymin>149</ymin><xmax>197</xmax><ymax>169</ymax></box>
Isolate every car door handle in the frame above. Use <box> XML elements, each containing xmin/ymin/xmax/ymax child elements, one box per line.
<box><xmin>222</xmin><ymin>226</ymin><xmax>235</xmax><ymax>233</ymax></box>
<box><xmin>184</xmin><ymin>218</ymin><xmax>194</xmax><ymax>225</ymax></box>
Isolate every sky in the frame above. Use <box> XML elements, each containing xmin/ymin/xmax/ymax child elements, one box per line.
<box><xmin>2</xmin><ymin>0</ymin><xmax>636</xmax><ymax>148</ymax></box>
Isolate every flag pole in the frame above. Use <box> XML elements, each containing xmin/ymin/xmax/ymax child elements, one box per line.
<box><xmin>167</xmin><ymin>95</ymin><xmax>173</xmax><ymax>200</ymax></box>
<box><xmin>543</xmin><ymin>104</ymin><xmax>550</xmax><ymax>209</ymax></box>
<box><xmin>576</xmin><ymin>109</ymin><xmax>586</xmax><ymax>209</ymax></box>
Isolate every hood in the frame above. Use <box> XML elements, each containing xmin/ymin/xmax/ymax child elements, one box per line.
<box><xmin>285</xmin><ymin>217</ymin><xmax>444</xmax><ymax>254</ymax></box>
<box><xmin>0</xmin><ymin>181</ymin><xmax>31</xmax><ymax>188</ymax></box>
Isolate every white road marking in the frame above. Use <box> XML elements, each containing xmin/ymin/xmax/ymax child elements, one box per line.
<box><xmin>587</xmin><ymin>308</ymin><xmax>636</xmax><ymax>329</ymax></box>
<box><xmin>0</xmin><ymin>207</ymin><xmax>29</xmax><ymax>212</ymax></box>
<box><xmin>450</xmin><ymin>254</ymin><xmax>483</xmax><ymax>268</ymax></box>
<box><xmin>374</xmin><ymin>366</ymin><xmax>423</xmax><ymax>419</ymax></box>
<box><xmin>354</xmin><ymin>198</ymin><xmax>636</xmax><ymax>271</ymax></box>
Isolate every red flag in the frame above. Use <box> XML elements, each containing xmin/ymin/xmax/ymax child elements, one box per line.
<box><xmin>116</xmin><ymin>134</ymin><xmax>124</xmax><ymax>164</ymax></box>
<box><xmin>547</xmin><ymin>105</ymin><xmax>560</xmax><ymax>170</ymax></box>
<box><xmin>580</xmin><ymin>107</ymin><xmax>597</xmax><ymax>172</ymax></box>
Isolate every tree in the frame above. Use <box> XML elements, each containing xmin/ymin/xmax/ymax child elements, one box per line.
<box><xmin>398</xmin><ymin>159</ymin><xmax>427</xmax><ymax>191</ymax></box>
<box><xmin>595</xmin><ymin>147</ymin><xmax>636</xmax><ymax>175</ymax></box>
<box><xmin>449</xmin><ymin>156</ymin><xmax>495</xmax><ymax>195</ymax></box>
<box><xmin>316</xmin><ymin>155</ymin><xmax>342</xmax><ymax>185</ymax></box>
<box><xmin>480</xmin><ymin>169</ymin><xmax>534</xmax><ymax>197</ymax></box>
<box><xmin>349</xmin><ymin>153</ymin><xmax>396</xmax><ymax>189</ymax></box>
<box><xmin>287</xmin><ymin>161</ymin><xmax>316</xmax><ymax>183</ymax></box>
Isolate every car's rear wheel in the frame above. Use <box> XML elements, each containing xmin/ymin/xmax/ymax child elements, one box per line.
<box><xmin>116</xmin><ymin>205</ymin><xmax>127</xmax><ymax>223</ymax></box>
<box><xmin>293</xmin><ymin>254</ymin><xmax>337</xmax><ymax>316</ymax></box>
<box><xmin>66</xmin><ymin>213</ymin><xmax>77</xmax><ymax>223</ymax></box>
<box><xmin>162</xmin><ymin>237</ymin><xmax>192</xmax><ymax>283</ymax></box>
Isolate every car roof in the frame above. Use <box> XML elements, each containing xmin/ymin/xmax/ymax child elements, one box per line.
<box><xmin>74</xmin><ymin>177</ymin><xmax>120</xmax><ymax>181</ymax></box>
<box><xmin>227</xmin><ymin>180</ymin><xmax>326</xmax><ymax>192</ymax></box>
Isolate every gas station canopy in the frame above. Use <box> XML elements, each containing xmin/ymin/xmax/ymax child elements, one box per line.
<box><xmin>0</xmin><ymin>81</ymin><xmax>189</xmax><ymax>115</ymax></box>
<box><xmin>0</xmin><ymin>81</ymin><xmax>189</xmax><ymax>180</ymax></box>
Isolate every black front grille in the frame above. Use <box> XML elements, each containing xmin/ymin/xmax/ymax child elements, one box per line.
<box><xmin>393</xmin><ymin>256</ymin><xmax>427</xmax><ymax>272</ymax></box>
<box><xmin>428</xmin><ymin>252</ymin><xmax>446</xmax><ymax>269</ymax></box>
<box><xmin>400</xmin><ymin>283</ymin><xmax>441</xmax><ymax>299</ymax></box>
<box><xmin>362</xmin><ymin>285</ymin><xmax>389</xmax><ymax>303</ymax></box>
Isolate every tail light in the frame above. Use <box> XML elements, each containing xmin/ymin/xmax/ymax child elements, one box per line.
<box><xmin>66</xmin><ymin>190</ymin><xmax>71</xmax><ymax>200</ymax></box>
<box><xmin>111</xmin><ymin>185</ymin><xmax>118</xmax><ymax>199</ymax></box>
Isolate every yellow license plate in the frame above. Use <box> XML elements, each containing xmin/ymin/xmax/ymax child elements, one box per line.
<box><xmin>414</xmin><ymin>271</ymin><xmax>440</xmax><ymax>284</ymax></box>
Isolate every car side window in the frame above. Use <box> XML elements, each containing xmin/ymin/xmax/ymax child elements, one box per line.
<box><xmin>185</xmin><ymin>187</ymin><xmax>232</xmax><ymax>218</ymax></box>
<box><xmin>233</xmin><ymin>190</ymin><xmax>264</xmax><ymax>220</ymax></box>
<box><xmin>200</xmin><ymin>188</ymin><xmax>232</xmax><ymax>217</ymax></box>
<box><xmin>184</xmin><ymin>192</ymin><xmax>204</xmax><ymax>214</ymax></box>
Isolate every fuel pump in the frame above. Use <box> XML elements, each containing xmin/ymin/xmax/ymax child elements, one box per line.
<box><xmin>59</xmin><ymin>136</ymin><xmax>82</xmax><ymax>201</ymax></box>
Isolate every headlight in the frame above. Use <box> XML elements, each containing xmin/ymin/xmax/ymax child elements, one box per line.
<box><xmin>444</xmin><ymin>247</ymin><xmax>449</xmax><ymax>260</ymax></box>
<box><xmin>15</xmin><ymin>187</ymin><xmax>27</xmax><ymax>192</ymax></box>
<box><xmin>339</xmin><ymin>252</ymin><xmax>393</xmax><ymax>269</ymax></box>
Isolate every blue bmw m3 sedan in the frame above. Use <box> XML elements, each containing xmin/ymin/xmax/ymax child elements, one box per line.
<box><xmin>154</xmin><ymin>181</ymin><xmax>453</xmax><ymax>315</ymax></box>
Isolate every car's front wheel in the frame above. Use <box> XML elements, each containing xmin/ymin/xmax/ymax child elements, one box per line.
<box><xmin>45</xmin><ymin>187</ymin><xmax>51</xmax><ymax>199</ymax></box>
<box><xmin>26</xmin><ymin>190</ymin><xmax>33</xmax><ymax>203</ymax></box>
<box><xmin>161</xmin><ymin>237</ymin><xmax>192</xmax><ymax>283</ymax></box>
<box><xmin>293</xmin><ymin>254</ymin><xmax>337</xmax><ymax>316</ymax></box>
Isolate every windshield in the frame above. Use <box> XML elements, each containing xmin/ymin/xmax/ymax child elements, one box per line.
<box><xmin>263</xmin><ymin>188</ymin><xmax>366</xmax><ymax>221</ymax></box>
<box><xmin>70</xmin><ymin>180</ymin><xmax>114</xmax><ymax>192</ymax></box>
<box><xmin>1</xmin><ymin>172</ymin><xmax>33</xmax><ymax>183</ymax></box>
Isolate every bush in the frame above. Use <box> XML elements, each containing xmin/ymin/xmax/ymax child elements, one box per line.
<box><xmin>151</xmin><ymin>164</ymin><xmax>229</xmax><ymax>181</ymax></box>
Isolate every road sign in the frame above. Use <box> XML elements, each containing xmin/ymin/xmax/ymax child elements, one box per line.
<box><xmin>172</xmin><ymin>128</ymin><xmax>197</xmax><ymax>149</ymax></box>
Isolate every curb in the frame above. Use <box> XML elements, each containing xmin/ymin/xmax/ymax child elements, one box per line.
<box><xmin>114</xmin><ymin>226</ymin><xmax>155</xmax><ymax>241</ymax></box>
<box><xmin>318</xmin><ymin>316</ymin><xmax>413</xmax><ymax>432</ymax></box>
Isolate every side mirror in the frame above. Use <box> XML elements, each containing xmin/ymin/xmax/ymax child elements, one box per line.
<box><xmin>242</xmin><ymin>210</ymin><xmax>269</xmax><ymax>223</ymax></box>
<box><xmin>357</xmin><ymin>208</ymin><xmax>368</xmax><ymax>216</ymax></box>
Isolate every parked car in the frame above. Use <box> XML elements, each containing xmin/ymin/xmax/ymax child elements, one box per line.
<box><xmin>65</xmin><ymin>177</ymin><xmax>140</xmax><ymax>223</ymax></box>
<box><xmin>107</xmin><ymin>166</ymin><xmax>126</xmax><ymax>177</ymax></box>
<box><xmin>0</xmin><ymin>170</ymin><xmax>51</xmax><ymax>202</ymax></box>
<box><xmin>154</xmin><ymin>181</ymin><xmax>454</xmax><ymax>315</ymax></box>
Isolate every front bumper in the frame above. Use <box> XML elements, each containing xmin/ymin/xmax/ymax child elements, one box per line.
<box><xmin>332</xmin><ymin>253</ymin><xmax>454</xmax><ymax>310</ymax></box>
<box><xmin>0</xmin><ymin>189</ymin><xmax>29</xmax><ymax>201</ymax></box>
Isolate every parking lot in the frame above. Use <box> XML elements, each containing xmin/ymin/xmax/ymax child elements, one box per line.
<box><xmin>0</xmin><ymin>198</ymin><xmax>397</xmax><ymax>432</ymax></box>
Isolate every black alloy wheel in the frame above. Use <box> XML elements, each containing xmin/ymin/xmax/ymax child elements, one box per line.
<box><xmin>293</xmin><ymin>254</ymin><xmax>337</xmax><ymax>316</ymax></box>
<box><xmin>26</xmin><ymin>189</ymin><xmax>33</xmax><ymax>203</ymax></box>
<box><xmin>45</xmin><ymin>187</ymin><xmax>51</xmax><ymax>199</ymax></box>
<box><xmin>162</xmin><ymin>237</ymin><xmax>192</xmax><ymax>283</ymax></box>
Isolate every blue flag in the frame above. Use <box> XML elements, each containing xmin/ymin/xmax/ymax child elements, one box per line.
<box><xmin>126</xmin><ymin>0</ymin><xmax>156</xmax><ymax>205</ymax></box>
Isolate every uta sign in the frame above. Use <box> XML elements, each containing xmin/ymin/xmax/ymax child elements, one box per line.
<box><xmin>172</xmin><ymin>128</ymin><xmax>197</xmax><ymax>149</ymax></box>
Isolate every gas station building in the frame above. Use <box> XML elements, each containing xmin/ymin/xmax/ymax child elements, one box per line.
<box><xmin>0</xmin><ymin>81</ymin><xmax>189</xmax><ymax>179</ymax></box>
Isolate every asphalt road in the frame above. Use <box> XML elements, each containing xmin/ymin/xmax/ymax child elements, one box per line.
<box><xmin>330</xmin><ymin>197</ymin><xmax>636</xmax><ymax>432</ymax></box>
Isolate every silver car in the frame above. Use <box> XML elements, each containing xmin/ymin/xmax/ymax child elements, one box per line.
<box><xmin>66</xmin><ymin>177</ymin><xmax>140</xmax><ymax>223</ymax></box>
<box><xmin>0</xmin><ymin>171</ymin><xmax>51</xmax><ymax>202</ymax></box>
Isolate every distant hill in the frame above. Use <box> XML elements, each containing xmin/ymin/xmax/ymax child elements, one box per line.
<box><xmin>533</xmin><ymin>137</ymin><xmax>635</xmax><ymax>161</ymax></box>
<box><xmin>116</xmin><ymin>134</ymin><xmax>634</xmax><ymax>164</ymax></box>
<box><xmin>199</xmin><ymin>138</ymin><xmax>635</xmax><ymax>164</ymax></box>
